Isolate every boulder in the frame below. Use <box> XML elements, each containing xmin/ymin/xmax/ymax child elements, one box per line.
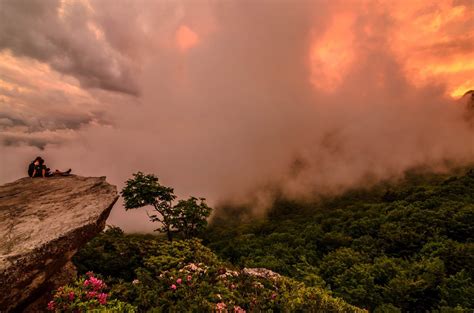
<box><xmin>0</xmin><ymin>175</ymin><xmax>118</xmax><ymax>312</ymax></box>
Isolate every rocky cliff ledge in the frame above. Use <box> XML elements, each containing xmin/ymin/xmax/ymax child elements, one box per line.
<box><xmin>0</xmin><ymin>175</ymin><xmax>118</xmax><ymax>312</ymax></box>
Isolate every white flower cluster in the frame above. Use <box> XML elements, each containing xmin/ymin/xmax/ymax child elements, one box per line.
<box><xmin>217</xmin><ymin>269</ymin><xmax>239</xmax><ymax>280</ymax></box>
<box><xmin>181</xmin><ymin>262</ymin><xmax>208</xmax><ymax>274</ymax></box>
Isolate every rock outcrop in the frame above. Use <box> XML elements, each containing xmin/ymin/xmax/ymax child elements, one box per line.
<box><xmin>0</xmin><ymin>175</ymin><xmax>118</xmax><ymax>312</ymax></box>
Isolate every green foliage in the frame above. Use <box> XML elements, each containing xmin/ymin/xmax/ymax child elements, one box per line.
<box><xmin>385</xmin><ymin>257</ymin><xmax>445</xmax><ymax>311</ymax></box>
<box><xmin>439</xmin><ymin>270</ymin><xmax>474</xmax><ymax>309</ymax></box>
<box><xmin>121</xmin><ymin>172</ymin><xmax>176</xmax><ymax>240</ymax></box>
<box><xmin>121</xmin><ymin>172</ymin><xmax>176</xmax><ymax>210</ymax></box>
<box><xmin>373</xmin><ymin>303</ymin><xmax>401</xmax><ymax>313</ymax></box>
<box><xmin>204</xmin><ymin>168</ymin><xmax>474</xmax><ymax>311</ymax></box>
<box><xmin>173</xmin><ymin>197</ymin><xmax>212</xmax><ymax>239</ymax></box>
<box><xmin>276</xmin><ymin>278</ymin><xmax>365</xmax><ymax>312</ymax></box>
<box><xmin>74</xmin><ymin>230</ymin><xmax>364</xmax><ymax>312</ymax></box>
<box><xmin>73</xmin><ymin>226</ymin><xmax>170</xmax><ymax>281</ymax></box>
<box><xmin>121</xmin><ymin>172</ymin><xmax>212</xmax><ymax>240</ymax></box>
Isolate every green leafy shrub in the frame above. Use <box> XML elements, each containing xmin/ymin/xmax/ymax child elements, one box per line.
<box><xmin>73</xmin><ymin>226</ymin><xmax>157</xmax><ymax>281</ymax></box>
<box><xmin>75</xmin><ymin>232</ymin><xmax>364</xmax><ymax>312</ymax></box>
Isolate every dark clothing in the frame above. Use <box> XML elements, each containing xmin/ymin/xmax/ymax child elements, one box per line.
<box><xmin>28</xmin><ymin>158</ymin><xmax>70</xmax><ymax>178</ymax></box>
<box><xmin>34</xmin><ymin>165</ymin><xmax>45</xmax><ymax>177</ymax></box>
<box><xmin>28</xmin><ymin>163</ymin><xmax>48</xmax><ymax>177</ymax></box>
<box><xmin>28</xmin><ymin>163</ymin><xmax>35</xmax><ymax>177</ymax></box>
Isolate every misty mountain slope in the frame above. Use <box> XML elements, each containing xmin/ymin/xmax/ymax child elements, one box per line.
<box><xmin>204</xmin><ymin>168</ymin><xmax>474</xmax><ymax>312</ymax></box>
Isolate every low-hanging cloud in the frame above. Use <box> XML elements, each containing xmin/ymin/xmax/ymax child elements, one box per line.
<box><xmin>0</xmin><ymin>0</ymin><xmax>472</xmax><ymax>232</ymax></box>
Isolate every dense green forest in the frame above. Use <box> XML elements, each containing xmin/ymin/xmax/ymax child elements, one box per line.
<box><xmin>204</xmin><ymin>168</ymin><xmax>474</xmax><ymax>312</ymax></box>
<box><xmin>64</xmin><ymin>167</ymin><xmax>473</xmax><ymax>312</ymax></box>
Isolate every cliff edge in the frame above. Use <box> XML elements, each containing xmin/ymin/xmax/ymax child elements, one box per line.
<box><xmin>0</xmin><ymin>175</ymin><xmax>118</xmax><ymax>312</ymax></box>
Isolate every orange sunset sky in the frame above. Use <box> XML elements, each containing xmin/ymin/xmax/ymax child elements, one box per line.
<box><xmin>0</xmin><ymin>0</ymin><xmax>472</xmax><ymax>103</ymax></box>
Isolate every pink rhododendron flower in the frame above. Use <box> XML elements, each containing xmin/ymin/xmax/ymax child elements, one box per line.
<box><xmin>88</xmin><ymin>276</ymin><xmax>105</xmax><ymax>291</ymax></box>
<box><xmin>234</xmin><ymin>305</ymin><xmax>246</xmax><ymax>313</ymax></box>
<box><xmin>271</xmin><ymin>293</ymin><xmax>277</xmax><ymax>299</ymax></box>
<box><xmin>170</xmin><ymin>284</ymin><xmax>177</xmax><ymax>290</ymax></box>
<box><xmin>86</xmin><ymin>291</ymin><xmax>97</xmax><ymax>299</ymax></box>
<box><xmin>216</xmin><ymin>302</ymin><xmax>227</xmax><ymax>312</ymax></box>
<box><xmin>68</xmin><ymin>291</ymin><xmax>75</xmax><ymax>301</ymax></box>
<box><xmin>176</xmin><ymin>278</ymin><xmax>182</xmax><ymax>284</ymax></box>
<box><xmin>47</xmin><ymin>301</ymin><xmax>55</xmax><ymax>311</ymax></box>
<box><xmin>187</xmin><ymin>275</ymin><xmax>192</xmax><ymax>281</ymax></box>
<box><xmin>86</xmin><ymin>271</ymin><xmax>94</xmax><ymax>277</ymax></box>
<box><xmin>97</xmin><ymin>293</ymin><xmax>108</xmax><ymax>305</ymax></box>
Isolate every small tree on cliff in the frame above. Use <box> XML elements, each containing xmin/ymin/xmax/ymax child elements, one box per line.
<box><xmin>120</xmin><ymin>172</ymin><xmax>212</xmax><ymax>241</ymax></box>
<box><xmin>121</xmin><ymin>172</ymin><xmax>176</xmax><ymax>240</ymax></box>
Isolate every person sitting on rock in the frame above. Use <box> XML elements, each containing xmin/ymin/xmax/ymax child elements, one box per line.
<box><xmin>28</xmin><ymin>157</ymin><xmax>72</xmax><ymax>178</ymax></box>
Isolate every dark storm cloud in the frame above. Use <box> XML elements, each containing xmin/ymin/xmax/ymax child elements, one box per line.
<box><xmin>0</xmin><ymin>128</ymin><xmax>75</xmax><ymax>149</ymax></box>
<box><xmin>0</xmin><ymin>106</ymin><xmax>103</xmax><ymax>151</ymax></box>
<box><xmin>2</xmin><ymin>135</ymin><xmax>51</xmax><ymax>149</ymax></box>
<box><xmin>0</xmin><ymin>107</ymin><xmax>107</xmax><ymax>132</ymax></box>
<box><xmin>0</xmin><ymin>0</ymin><xmax>139</xmax><ymax>95</ymax></box>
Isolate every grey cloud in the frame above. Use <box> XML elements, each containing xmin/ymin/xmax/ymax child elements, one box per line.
<box><xmin>0</xmin><ymin>113</ymin><xmax>26</xmax><ymax>128</ymax></box>
<box><xmin>0</xmin><ymin>108</ymin><xmax>107</xmax><ymax>133</ymax></box>
<box><xmin>0</xmin><ymin>0</ymin><xmax>139</xmax><ymax>95</ymax></box>
<box><xmin>0</xmin><ymin>93</ymin><xmax>108</xmax><ymax>133</ymax></box>
<box><xmin>0</xmin><ymin>129</ymin><xmax>75</xmax><ymax>149</ymax></box>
